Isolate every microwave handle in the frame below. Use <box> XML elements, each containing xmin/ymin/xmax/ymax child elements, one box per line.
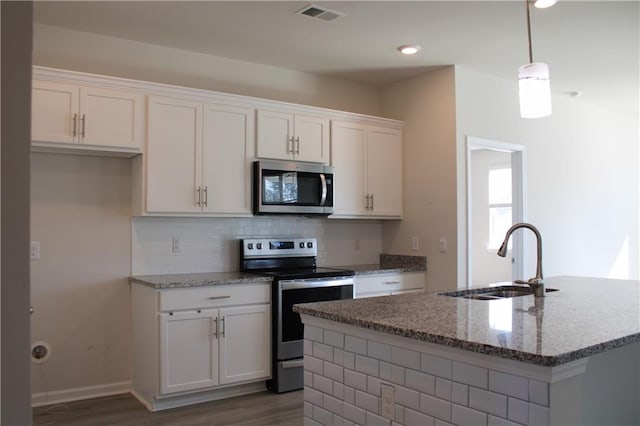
<box><xmin>320</xmin><ymin>173</ymin><xmax>328</xmax><ymax>206</ymax></box>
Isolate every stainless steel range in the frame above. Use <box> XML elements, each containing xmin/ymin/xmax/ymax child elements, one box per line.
<box><xmin>240</xmin><ymin>237</ymin><xmax>354</xmax><ymax>393</ymax></box>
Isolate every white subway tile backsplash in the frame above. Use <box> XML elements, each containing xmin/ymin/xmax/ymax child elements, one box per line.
<box><xmin>528</xmin><ymin>380</ymin><xmax>549</xmax><ymax>406</ymax></box>
<box><xmin>304</xmin><ymin>416</ymin><xmax>322</xmax><ymax>426</ymax></box>
<box><xmin>355</xmin><ymin>355</ymin><xmax>379</xmax><ymax>377</ymax></box>
<box><xmin>343</xmin><ymin>402</ymin><xmax>366</xmax><ymax>425</ymax></box>
<box><xmin>344</xmin><ymin>370</ymin><xmax>368</xmax><ymax>392</ymax></box>
<box><xmin>396</xmin><ymin>386</ymin><xmax>420</xmax><ymax>410</ymax></box>
<box><xmin>314</xmin><ymin>342</ymin><xmax>334</xmax><ymax>362</ymax></box>
<box><xmin>367</xmin><ymin>376</ymin><xmax>382</xmax><ymax>396</ymax></box>
<box><xmin>507</xmin><ymin>397</ymin><xmax>529</xmax><ymax>424</ymax></box>
<box><xmin>452</xmin><ymin>382</ymin><xmax>469</xmax><ymax>406</ymax></box>
<box><xmin>435</xmin><ymin>378</ymin><xmax>452</xmax><ymax>401</ymax></box>
<box><xmin>334</xmin><ymin>382</ymin><xmax>345</xmax><ymax>400</ymax></box>
<box><xmin>314</xmin><ymin>375</ymin><xmax>334</xmax><ymax>395</ymax></box>
<box><xmin>345</xmin><ymin>335</ymin><xmax>368</xmax><ymax>355</ymax></box>
<box><xmin>380</xmin><ymin>362</ymin><xmax>406</xmax><ymax>386</ymax></box>
<box><xmin>368</xmin><ymin>341</ymin><xmax>393</xmax><ymax>362</ymax></box>
<box><xmin>305</xmin><ymin>386</ymin><xmax>324</xmax><ymax>406</ymax></box>
<box><xmin>132</xmin><ymin>217</ymin><xmax>382</xmax><ymax>275</ymax></box>
<box><xmin>306</xmin><ymin>326</ymin><xmax>324</xmax><ymax>343</ymax></box>
<box><xmin>324</xmin><ymin>394</ymin><xmax>344</xmax><ymax>417</ymax></box>
<box><xmin>488</xmin><ymin>415</ymin><xmax>520</xmax><ymax>426</ymax></box>
<box><xmin>366</xmin><ymin>411</ymin><xmax>392</xmax><ymax>426</ymax></box>
<box><xmin>324</xmin><ymin>330</ymin><xmax>344</xmax><ymax>349</ymax></box>
<box><xmin>394</xmin><ymin>405</ymin><xmax>405</xmax><ymax>424</ymax></box>
<box><xmin>405</xmin><ymin>407</ymin><xmax>435</xmax><ymax>426</ymax></box>
<box><xmin>452</xmin><ymin>404</ymin><xmax>488</xmax><ymax>426</ymax></box>
<box><xmin>434</xmin><ymin>420</ymin><xmax>454</xmax><ymax>426</ymax></box>
<box><xmin>453</xmin><ymin>362</ymin><xmax>488</xmax><ymax>389</ymax></box>
<box><xmin>405</xmin><ymin>370</ymin><xmax>435</xmax><ymax>396</ymax></box>
<box><xmin>392</xmin><ymin>347</ymin><xmax>421</xmax><ymax>370</ymax></box>
<box><xmin>421</xmin><ymin>354</ymin><xmax>453</xmax><ymax>379</ymax></box>
<box><xmin>305</xmin><ymin>356</ymin><xmax>324</xmax><ymax>375</ymax></box>
<box><xmin>305</xmin><ymin>401</ymin><xmax>313</xmax><ymax>418</ymax></box>
<box><xmin>528</xmin><ymin>403</ymin><xmax>549</xmax><ymax>426</ymax></box>
<box><xmin>304</xmin><ymin>371</ymin><xmax>313</xmax><ymax>387</ymax></box>
<box><xmin>344</xmin><ymin>385</ymin><xmax>356</xmax><ymax>405</ymax></box>
<box><xmin>469</xmin><ymin>387</ymin><xmax>508</xmax><ymax>418</ymax></box>
<box><xmin>324</xmin><ymin>361</ymin><xmax>344</xmax><ymax>383</ymax></box>
<box><xmin>419</xmin><ymin>393</ymin><xmax>451</xmax><ymax>422</ymax></box>
<box><xmin>355</xmin><ymin>389</ymin><xmax>379</xmax><ymax>414</ymax></box>
<box><xmin>489</xmin><ymin>370</ymin><xmax>528</xmax><ymax>401</ymax></box>
<box><xmin>313</xmin><ymin>405</ymin><xmax>333</xmax><ymax>426</ymax></box>
<box><xmin>304</xmin><ymin>339</ymin><xmax>313</xmax><ymax>356</ymax></box>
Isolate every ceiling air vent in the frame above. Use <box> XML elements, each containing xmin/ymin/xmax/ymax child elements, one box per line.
<box><xmin>297</xmin><ymin>4</ymin><xmax>345</xmax><ymax>22</ymax></box>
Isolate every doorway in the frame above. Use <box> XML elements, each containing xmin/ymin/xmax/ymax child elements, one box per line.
<box><xmin>466</xmin><ymin>136</ymin><xmax>525</xmax><ymax>287</ymax></box>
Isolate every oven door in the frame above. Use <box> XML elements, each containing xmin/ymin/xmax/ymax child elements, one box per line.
<box><xmin>278</xmin><ymin>276</ymin><xmax>353</xmax><ymax>361</ymax></box>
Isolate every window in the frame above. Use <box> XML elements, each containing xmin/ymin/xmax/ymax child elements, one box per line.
<box><xmin>488</xmin><ymin>167</ymin><xmax>512</xmax><ymax>249</ymax></box>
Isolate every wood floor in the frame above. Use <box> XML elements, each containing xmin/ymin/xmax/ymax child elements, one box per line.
<box><xmin>33</xmin><ymin>390</ymin><xmax>303</xmax><ymax>426</ymax></box>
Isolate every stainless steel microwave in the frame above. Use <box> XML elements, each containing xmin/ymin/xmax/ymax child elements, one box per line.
<box><xmin>253</xmin><ymin>160</ymin><xmax>334</xmax><ymax>216</ymax></box>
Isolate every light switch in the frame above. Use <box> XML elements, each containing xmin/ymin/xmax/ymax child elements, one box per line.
<box><xmin>439</xmin><ymin>237</ymin><xmax>447</xmax><ymax>253</ymax></box>
<box><xmin>411</xmin><ymin>237</ymin><xmax>419</xmax><ymax>251</ymax></box>
<box><xmin>31</xmin><ymin>241</ymin><xmax>41</xmax><ymax>260</ymax></box>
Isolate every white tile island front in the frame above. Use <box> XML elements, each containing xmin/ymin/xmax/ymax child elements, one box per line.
<box><xmin>294</xmin><ymin>276</ymin><xmax>640</xmax><ymax>426</ymax></box>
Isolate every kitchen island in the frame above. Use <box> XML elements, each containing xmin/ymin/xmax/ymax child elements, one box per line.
<box><xmin>294</xmin><ymin>276</ymin><xmax>640</xmax><ymax>426</ymax></box>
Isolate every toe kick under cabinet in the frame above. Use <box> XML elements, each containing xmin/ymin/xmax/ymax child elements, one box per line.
<box><xmin>131</xmin><ymin>283</ymin><xmax>271</xmax><ymax>411</ymax></box>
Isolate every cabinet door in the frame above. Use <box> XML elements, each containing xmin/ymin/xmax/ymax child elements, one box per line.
<box><xmin>146</xmin><ymin>96</ymin><xmax>202</xmax><ymax>213</ymax></box>
<box><xmin>218</xmin><ymin>304</ymin><xmax>271</xmax><ymax>385</ymax></box>
<box><xmin>294</xmin><ymin>115</ymin><xmax>329</xmax><ymax>163</ymax></box>
<box><xmin>31</xmin><ymin>80</ymin><xmax>79</xmax><ymax>144</ymax></box>
<box><xmin>367</xmin><ymin>126</ymin><xmax>403</xmax><ymax>218</ymax></box>
<box><xmin>256</xmin><ymin>110</ymin><xmax>294</xmax><ymax>160</ymax></box>
<box><xmin>80</xmin><ymin>86</ymin><xmax>142</xmax><ymax>149</ymax></box>
<box><xmin>330</xmin><ymin>120</ymin><xmax>368</xmax><ymax>217</ymax></box>
<box><xmin>202</xmin><ymin>103</ymin><xmax>254</xmax><ymax>215</ymax></box>
<box><xmin>159</xmin><ymin>310</ymin><xmax>219</xmax><ymax>394</ymax></box>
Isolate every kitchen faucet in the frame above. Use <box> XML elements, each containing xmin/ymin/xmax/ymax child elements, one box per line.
<box><xmin>497</xmin><ymin>222</ymin><xmax>545</xmax><ymax>297</ymax></box>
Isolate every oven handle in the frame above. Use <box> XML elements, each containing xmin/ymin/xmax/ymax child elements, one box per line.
<box><xmin>280</xmin><ymin>277</ymin><xmax>354</xmax><ymax>290</ymax></box>
<box><xmin>280</xmin><ymin>359</ymin><xmax>304</xmax><ymax>369</ymax></box>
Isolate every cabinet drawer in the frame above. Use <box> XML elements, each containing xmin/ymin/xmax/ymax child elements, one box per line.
<box><xmin>355</xmin><ymin>272</ymin><xmax>425</xmax><ymax>294</ymax></box>
<box><xmin>159</xmin><ymin>283</ymin><xmax>270</xmax><ymax>312</ymax></box>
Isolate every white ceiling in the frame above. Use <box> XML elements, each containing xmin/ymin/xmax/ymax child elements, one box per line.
<box><xmin>33</xmin><ymin>1</ymin><xmax>638</xmax><ymax>115</ymax></box>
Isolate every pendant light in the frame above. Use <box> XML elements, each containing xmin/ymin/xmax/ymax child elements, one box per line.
<box><xmin>518</xmin><ymin>0</ymin><xmax>552</xmax><ymax>118</ymax></box>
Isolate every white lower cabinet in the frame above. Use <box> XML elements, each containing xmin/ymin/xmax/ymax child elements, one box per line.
<box><xmin>132</xmin><ymin>283</ymin><xmax>271</xmax><ymax>411</ymax></box>
<box><xmin>354</xmin><ymin>271</ymin><xmax>425</xmax><ymax>299</ymax></box>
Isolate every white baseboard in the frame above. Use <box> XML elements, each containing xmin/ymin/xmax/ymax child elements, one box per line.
<box><xmin>32</xmin><ymin>380</ymin><xmax>132</xmax><ymax>407</ymax></box>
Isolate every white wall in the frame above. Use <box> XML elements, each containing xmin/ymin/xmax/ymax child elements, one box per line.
<box><xmin>33</xmin><ymin>24</ymin><xmax>382</xmax><ymax>117</ymax></box>
<box><xmin>132</xmin><ymin>217</ymin><xmax>381</xmax><ymax>276</ymax></box>
<box><xmin>30</xmin><ymin>153</ymin><xmax>133</xmax><ymax>403</ymax></box>
<box><xmin>470</xmin><ymin>149</ymin><xmax>512</xmax><ymax>285</ymax></box>
<box><xmin>455</xmin><ymin>66</ymin><xmax>639</xmax><ymax>284</ymax></box>
<box><xmin>380</xmin><ymin>67</ymin><xmax>458</xmax><ymax>292</ymax></box>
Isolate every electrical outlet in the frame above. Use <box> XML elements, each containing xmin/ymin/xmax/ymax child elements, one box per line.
<box><xmin>172</xmin><ymin>237</ymin><xmax>181</xmax><ymax>253</ymax></box>
<box><xmin>411</xmin><ymin>237</ymin><xmax>419</xmax><ymax>251</ymax></box>
<box><xmin>31</xmin><ymin>241</ymin><xmax>41</xmax><ymax>260</ymax></box>
<box><xmin>439</xmin><ymin>237</ymin><xmax>448</xmax><ymax>253</ymax></box>
<box><xmin>381</xmin><ymin>384</ymin><xmax>395</xmax><ymax>420</ymax></box>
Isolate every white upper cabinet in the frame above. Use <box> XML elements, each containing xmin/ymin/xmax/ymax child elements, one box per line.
<box><xmin>331</xmin><ymin>120</ymin><xmax>403</xmax><ymax>219</ymax></box>
<box><xmin>32</xmin><ymin>79</ymin><xmax>142</xmax><ymax>154</ymax></box>
<box><xmin>256</xmin><ymin>110</ymin><xmax>329</xmax><ymax>163</ymax></box>
<box><xmin>144</xmin><ymin>95</ymin><xmax>254</xmax><ymax>216</ymax></box>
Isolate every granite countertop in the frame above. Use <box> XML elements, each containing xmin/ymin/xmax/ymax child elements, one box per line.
<box><xmin>130</xmin><ymin>272</ymin><xmax>272</xmax><ymax>289</ymax></box>
<box><xmin>294</xmin><ymin>276</ymin><xmax>640</xmax><ymax>367</ymax></box>
<box><xmin>334</xmin><ymin>253</ymin><xmax>427</xmax><ymax>275</ymax></box>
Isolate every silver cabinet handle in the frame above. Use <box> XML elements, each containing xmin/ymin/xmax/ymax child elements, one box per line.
<box><xmin>319</xmin><ymin>174</ymin><xmax>327</xmax><ymax>206</ymax></box>
<box><xmin>295</xmin><ymin>136</ymin><xmax>300</xmax><ymax>155</ymax></box>
<box><xmin>81</xmin><ymin>114</ymin><xmax>86</xmax><ymax>138</ymax></box>
<box><xmin>384</xmin><ymin>281</ymin><xmax>401</xmax><ymax>285</ymax></box>
<box><xmin>30</xmin><ymin>306</ymin><xmax>34</xmax><ymax>315</ymax></box>
<box><xmin>72</xmin><ymin>113</ymin><xmax>77</xmax><ymax>137</ymax></box>
<box><xmin>221</xmin><ymin>316</ymin><xmax>226</xmax><ymax>338</ymax></box>
<box><xmin>370</xmin><ymin>194</ymin><xmax>374</xmax><ymax>210</ymax></box>
<box><xmin>203</xmin><ymin>186</ymin><xmax>208</xmax><ymax>207</ymax></box>
<box><xmin>213</xmin><ymin>317</ymin><xmax>218</xmax><ymax>338</ymax></box>
<box><xmin>365</xmin><ymin>194</ymin><xmax>370</xmax><ymax>210</ymax></box>
<box><xmin>207</xmin><ymin>295</ymin><xmax>231</xmax><ymax>300</ymax></box>
<box><xmin>288</xmin><ymin>136</ymin><xmax>295</xmax><ymax>154</ymax></box>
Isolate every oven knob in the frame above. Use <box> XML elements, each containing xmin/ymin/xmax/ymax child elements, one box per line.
<box><xmin>256</xmin><ymin>243</ymin><xmax>262</xmax><ymax>250</ymax></box>
<box><xmin>247</xmin><ymin>243</ymin><xmax>253</xmax><ymax>250</ymax></box>
<box><xmin>299</xmin><ymin>242</ymin><xmax>305</xmax><ymax>249</ymax></box>
<box><xmin>307</xmin><ymin>242</ymin><xmax>313</xmax><ymax>248</ymax></box>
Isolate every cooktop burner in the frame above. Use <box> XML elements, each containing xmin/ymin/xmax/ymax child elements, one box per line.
<box><xmin>257</xmin><ymin>266</ymin><xmax>355</xmax><ymax>280</ymax></box>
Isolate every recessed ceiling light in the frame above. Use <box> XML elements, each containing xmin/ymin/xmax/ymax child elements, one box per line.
<box><xmin>397</xmin><ymin>45</ymin><xmax>421</xmax><ymax>55</ymax></box>
<box><xmin>534</xmin><ymin>0</ymin><xmax>557</xmax><ymax>9</ymax></box>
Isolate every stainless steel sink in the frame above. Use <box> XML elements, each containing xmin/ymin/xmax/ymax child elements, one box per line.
<box><xmin>439</xmin><ymin>285</ymin><xmax>558</xmax><ymax>300</ymax></box>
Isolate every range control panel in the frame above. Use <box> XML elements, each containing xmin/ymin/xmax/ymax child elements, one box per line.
<box><xmin>241</xmin><ymin>238</ymin><xmax>317</xmax><ymax>258</ymax></box>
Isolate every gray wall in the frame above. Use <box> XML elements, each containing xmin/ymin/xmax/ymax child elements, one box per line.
<box><xmin>1</xmin><ymin>2</ymin><xmax>33</xmax><ymax>424</ymax></box>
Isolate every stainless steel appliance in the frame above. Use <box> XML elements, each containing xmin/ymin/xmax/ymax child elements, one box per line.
<box><xmin>253</xmin><ymin>160</ymin><xmax>334</xmax><ymax>216</ymax></box>
<box><xmin>240</xmin><ymin>237</ymin><xmax>354</xmax><ymax>393</ymax></box>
